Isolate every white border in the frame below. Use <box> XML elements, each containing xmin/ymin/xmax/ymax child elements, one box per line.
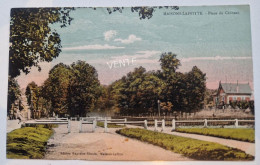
<box><xmin>0</xmin><ymin>0</ymin><xmax>259</xmax><ymax>165</ymax></box>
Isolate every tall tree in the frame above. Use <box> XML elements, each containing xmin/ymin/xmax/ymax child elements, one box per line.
<box><xmin>67</xmin><ymin>61</ymin><xmax>102</xmax><ymax>117</ymax></box>
<box><xmin>9</xmin><ymin>8</ymin><xmax>74</xmax><ymax>78</ymax></box>
<box><xmin>186</xmin><ymin>66</ymin><xmax>207</xmax><ymax>112</ymax></box>
<box><xmin>25</xmin><ymin>81</ymin><xmax>40</xmax><ymax>119</ymax></box>
<box><xmin>159</xmin><ymin>52</ymin><xmax>181</xmax><ymax>76</ymax></box>
<box><xmin>42</xmin><ymin>63</ymin><xmax>72</xmax><ymax>116</ymax></box>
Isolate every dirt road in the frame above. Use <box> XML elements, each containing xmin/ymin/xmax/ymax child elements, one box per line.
<box><xmin>44</xmin><ymin>121</ymin><xmax>191</xmax><ymax>161</ymax></box>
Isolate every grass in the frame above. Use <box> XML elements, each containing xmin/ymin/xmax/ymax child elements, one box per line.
<box><xmin>7</xmin><ymin>125</ymin><xmax>54</xmax><ymax>159</ymax></box>
<box><xmin>97</xmin><ymin>121</ymin><xmax>125</xmax><ymax>128</ymax></box>
<box><xmin>116</xmin><ymin>128</ymin><xmax>254</xmax><ymax>160</ymax></box>
<box><xmin>176</xmin><ymin>128</ymin><xmax>255</xmax><ymax>143</ymax></box>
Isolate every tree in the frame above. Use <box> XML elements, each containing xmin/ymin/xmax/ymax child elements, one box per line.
<box><xmin>186</xmin><ymin>66</ymin><xmax>207</xmax><ymax>112</ymax></box>
<box><xmin>67</xmin><ymin>60</ymin><xmax>102</xmax><ymax>117</ymax></box>
<box><xmin>107</xmin><ymin>6</ymin><xmax>179</xmax><ymax>19</ymax></box>
<box><xmin>25</xmin><ymin>81</ymin><xmax>40</xmax><ymax>119</ymax></box>
<box><xmin>7</xmin><ymin>77</ymin><xmax>21</xmax><ymax>119</ymax></box>
<box><xmin>42</xmin><ymin>63</ymin><xmax>72</xmax><ymax>116</ymax></box>
<box><xmin>110</xmin><ymin>67</ymin><xmax>164</xmax><ymax>115</ymax></box>
<box><xmin>9</xmin><ymin>8</ymin><xmax>74</xmax><ymax>78</ymax></box>
<box><xmin>159</xmin><ymin>52</ymin><xmax>181</xmax><ymax>76</ymax></box>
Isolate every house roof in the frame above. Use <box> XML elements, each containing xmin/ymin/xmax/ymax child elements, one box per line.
<box><xmin>220</xmin><ymin>83</ymin><xmax>251</xmax><ymax>94</ymax></box>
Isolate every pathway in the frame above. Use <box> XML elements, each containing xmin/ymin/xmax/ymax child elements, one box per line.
<box><xmin>148</xmin><ymin>127</ymin><xmax>255</xmax><ymax>156</ymax></box>
<box><xmin>6</xmin><ymin>120</ymin><xmax>22</xmax><ymax>133</ymax></box>
<box><xmin>44</xmin><ymin>121</ymin><xmax>191</xmax><ymax>161</ymax></box>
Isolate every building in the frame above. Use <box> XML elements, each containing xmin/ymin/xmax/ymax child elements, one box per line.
<box><xmin>214</xmin><ymin>81</ymin><xmax>252</xmax><ymax>108</ymax></box>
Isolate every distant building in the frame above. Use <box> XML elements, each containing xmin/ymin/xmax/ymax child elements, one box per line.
<box><xmin>213</xmin><ymin>81</ymin><xmax>252</xmax><ymax>108</ymax></box>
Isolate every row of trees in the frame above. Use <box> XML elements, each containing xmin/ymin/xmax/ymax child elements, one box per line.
<box><xmin>109</xmin><ymin>52</ymin><xmax>207</xmax><ymax>116</ymax></box>
<box><xmin>25</xmin><ymin>61</ymin><xmax>102</xmax><ymax>118</ymax></box>
<box><xmin>21</xmin><ymin>53</ymin><xmax>206</xmax><ymax>118</ymax></box>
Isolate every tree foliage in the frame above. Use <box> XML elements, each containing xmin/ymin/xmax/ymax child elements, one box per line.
<box><xmin>67</xmin><ymin>61</ymin><xmax>102</xmax><ymax>116</ymax></box>
<box><xmin>7</xmin><ymin>77</ymin><xmax>21</xmax><ymax>117</ymax></box>
<box><xmin>9</xmin><ymin>8</ymin><xmax>74</xmax><ymax>78</ymax></box>
<box><xmin>110</xmin><ymin>53</ymin><xmax>207</xmax><ymax>115</ymax></box>
<box><xmin>42</xmin><ymin>63</ymin><xmax>72</xmax><ymax>116</ymax></box>
<box><xmin>39</xmin><ymin>61</ymin><xmax>102</xmax><ymax>117</ymax></box>
<box><xmin>107</xmin><ymin>6</ymin><xmax>179</xmax><ymax>19</ymax></box>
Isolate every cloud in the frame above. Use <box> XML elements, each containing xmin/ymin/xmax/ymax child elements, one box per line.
<box><xmin>62</xmin><ymin>44</ymin><xmax>124</xmax><ymax>51</ymax></box>
<box><xmin>110</xmin><ymin>50</ymin><xmax>160</xmax><ymax>60</ymax></box>
<box><xmin>181</xmin><ymin>56</ymin><xmax>252</xmax><ymax>62</ymax></box>
<box><xmin>104</xmin><ymin>30</ymin><xmax>117</xmax><ymax>41</ymax></box>
<box><xmin>114</xmin><ymin>34</ymin><xmax>142</xmax><ymax>44</ymax></box>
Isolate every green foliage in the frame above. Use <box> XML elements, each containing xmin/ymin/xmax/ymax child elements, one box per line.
<box><xmin>110</xmin><ymin>53</ymin><xmax>206</xmax><ymax>115</ymax></box>
<box><xmin>110</xmin><ymin>67</ymin><xmax>164</xmax><ymax>115</ymax></box>
<box><xmin>7</xmin><ymin>77</ymin><xmax>21</xmax><ymax>117</ymax></box>
<box><xmin>107</xmin><ymin>6</ymin><xmax>179</xmax><ymax>20</ymax></box>
<box><xmin>117</xmin><ymin>128</ymin><xmax>254</xmax><ymax>160</ymax></box>
<box><xmin>25</xmin><ymin>81</ymin><xmax>39</xmax><ymax>109</ymax></box>
<box><xmin>159</xmin><ymin>54</ymin><xmax>206</xmax><ymax>113</ymax></box>
<box><xmin>97</xmin><ymin>122</ymin><xmax>125</xmax><ymax>128</ymax></box>
<box><xmin>37</xmin><ymin>61</ymin><xmax>103</xmax><ymax>117</ymax></box>
<box><xmin>186</xmin><ymin>66</ymin><xmax>207</xmax><ymax>111</ymax></box>
<box><xmin>249</xmin><ymin>101</ymin><xmax>254</xmax><ymax>114</ymax></box>
<box><xmin>7</xmin><ymin>126</ymin><xmax>53</xmax><ymax>159</ymax></box>
<box><xmin>237</xmin><ymin>101</ymin><xmax>249</xmax><ymax>109</ymax></box>
<box><xmin>229</xmin><ymin>100</ymin><xmax>238</xmax><ymax>109</ymax></box>
<box><xmin>159</xmin><ymin>52</ymin><xmax>181</xmax><ymax>75</ymax></box>
<box><xmin>68</xmin><ymin>60</ymin><xmax>102</xmax><ymax>116</ymax></box>
<box><xmin>42</xmin><ymin>63</ymin><xmax>72</xmax><ymax>116</ymax></box>
<box><xmin>9</xmin><ymin>8</ymin><xmax>74</xmax><ymax>78</ymax></box>
<box><xmin>176</xmin><ymin>128</ymin><xmax>255</xmax><ymax>143</ymax></box>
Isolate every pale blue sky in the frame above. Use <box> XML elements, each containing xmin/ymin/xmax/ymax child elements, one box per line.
<box><xmin>17</xmin><ymin>5</ymin><xmax>253</xmax><ymax>89</ymax></box>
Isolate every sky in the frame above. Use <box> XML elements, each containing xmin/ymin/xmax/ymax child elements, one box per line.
<box><xmin>16</xmin><ymin>5</ymin><xmax>253</xmax><ymax>89</ymax></box>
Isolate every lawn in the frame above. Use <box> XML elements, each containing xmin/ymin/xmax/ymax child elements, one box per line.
<box><xmin>116</xmin><ymin>128</ymin><xmax>254</xmax><ymax>160</ymax></box>
<box><xmin>97</xmin><ymin>121</ymin><xmax>125</xmax><ymax>128</ymax></box>
<box><xmin>176</xmin><ymin>128</ymin><xmax>255</xmax><ymax>143</ymax></box>
<box><xmin>7</xmin><ymin>125</ymin><xmax>54</xmax><ymax>159</ymax></box>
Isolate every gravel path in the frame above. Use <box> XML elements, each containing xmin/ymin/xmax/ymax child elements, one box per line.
<box><xmin>6</xmin><ymin>120</ymin><xmax>22</xmax><ymax>133</ymax></box>
<box><xmin>148</xmin><ymin>127</ymin><xmax>255</xmax><ymax>156</ymax></box>
<box><xmin>44</xmin><ymin>121</ymin><xmax>191</xmax><ymax>161</ymax></box>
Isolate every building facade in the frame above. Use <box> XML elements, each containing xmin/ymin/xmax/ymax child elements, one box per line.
<box><xmin>214</xmin><ymin>81</ymin><xmax>252</xmax><ymax>108</ymax></box>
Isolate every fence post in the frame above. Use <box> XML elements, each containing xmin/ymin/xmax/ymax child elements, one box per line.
<box><xmin>68</xmin><ymin>120</ymin><xmax>71</xmax><ymax>133</ymax></box>
<box><xmin>235</xmin><ymin>119</ymin><xmax>238</xmax><ymax>128</ymax></box>
<box><xmin>154</xmin><ymin>119</ymin><xmax>158</xmax><ymax>131</ymax></box>
<box><xmin>79</xmin><ymin>120</ymin><xmax>82</xmax><ymax>133</ymax></box>
<box><xmin>92</xmin><ymin>119</ymin><xmax>96</xmax><ymax>132</ymax></box>
<box><xmin>162</xmin><ymin>119</ymin><xmax>165</xmax><ymax>132</ymax></box>
<box><xmin>144</xmin><ymin>120</ymin><xmax>148</xmax><ymax>129</ymax></box>
<box><xmin>124</xmin><ymin>118</ymin><xmax>127</xmax><ymax>126</ymax></box>
<box><xmin>204</xmin><ymin>119</ymin><xmax>208</xmax><ymax>128</ymax></box>
<box><xmin>172</xmin><ymin>119</ymin><xmax>176</xmax><ymax>131</ymax></box>
<box><xmin>104</xmin><ymin>118</ymin><xmax>108</xmax><ymax>133</ymax></box>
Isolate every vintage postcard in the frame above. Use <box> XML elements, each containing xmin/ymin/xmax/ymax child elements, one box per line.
<box><xmin>7</xmin><ymin>5</ymin><xmax>255</xmax><ymax>161</ymax></box>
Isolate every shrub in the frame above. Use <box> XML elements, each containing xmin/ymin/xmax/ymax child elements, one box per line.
<box><xmin>176</xmin><ymin>128</ymin><xmax>255</xmax><ymax>143</ymax></box>
<box><xmin>117</xmin><ymin>128</ymin><xmax>254</xmax><ymax>160</ymax></box>
<box><xmin>7</xmin><ymin>127</ymin><xmax>53</xmax><ymax>159</ymax></box>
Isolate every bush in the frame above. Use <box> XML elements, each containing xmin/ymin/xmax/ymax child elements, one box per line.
<box><xmin>117</xmin><ymin>128</ymin><xmax>254</xmax><ymax>160</ymax></box>
<box><xmin>176</xmin><ymin>128</ymin><xmax>254</xmax><ymax>143</ymax></box>
<box><xmin>97</xmin><ymin>121</ymin><xmax>125</xmax><ymax>128</ymax></box>
<box><xmin>7</xmin><ymin>127</ymin><xmax>53</xmax><ymax>159</ymax></box>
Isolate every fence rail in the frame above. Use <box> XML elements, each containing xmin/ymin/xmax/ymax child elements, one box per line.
<box><xmin>172</xmin><ymin>119</ymin><xmax>254</xmax><ymax>130</ymax></box>
<box><xmin>24</xmin><ymin>120</ymin><xmax>71</xmax><ymax>133</ymax></box>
